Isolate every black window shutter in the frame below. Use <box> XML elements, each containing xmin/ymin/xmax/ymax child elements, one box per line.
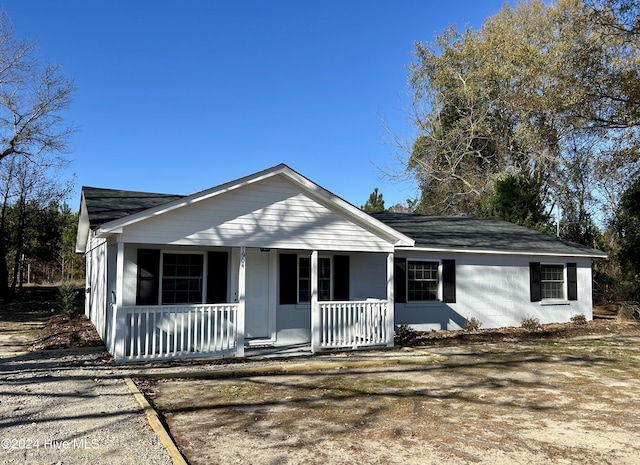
<box><xmin>442</xmin><ymin>259</ymin><xmax>456</xmax><ymax>303</ymax></box>
<box><xmin>567</xmin><ymin>263</ymin><xmax>578</xmax><ymax>301</ymax></box>
<box><xmin>333</xmin><ymin>255</ymin><xmax>350</xmax><ymax>301</ymax></box>
<box><xmin>279</xmin><ymin>254</ymin><xmax>297</xmax><ymax>304</ymax></box>
<box><xmin>136</xmin><ymin>249</ymin><xmax>160</xmax><ymax>305</ymax></box>
<box><xmin>394</xmin><ymin>257</ymin><xmax>407</xmax><ymax>304</ymax></box>
<box><xmin>207</xmin><ymin>251</ymin><xmax>228</xmax><ymax>303</ymax></box>
<box><xmin>530</xmin><ymin>262</ymin><xmax>541</xmax><ymax>302</ymax></box>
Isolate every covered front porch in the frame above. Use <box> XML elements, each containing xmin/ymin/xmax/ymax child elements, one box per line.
<box><xmin>108</xmin><ymin>246</ymin><xmax>395</xmax><ymax>363</ymax></box>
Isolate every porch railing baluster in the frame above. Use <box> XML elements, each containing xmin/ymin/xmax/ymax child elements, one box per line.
<box><xmin>121</xmin><ymin>304</ymin><xmax>239</xmax><ymax>361</ymax></box>
<box><xmin>318</xmin><ymin>300</ymin><xmax>390</xmax><ymax>350</ymax></box>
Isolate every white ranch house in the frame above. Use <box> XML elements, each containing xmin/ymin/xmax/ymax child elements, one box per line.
<box><xmin>75</xmin><ymin>164</ymin><xmax>606</xmax><ymax>363</ymax></box>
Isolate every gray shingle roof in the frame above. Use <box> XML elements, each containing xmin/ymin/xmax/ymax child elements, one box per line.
<box><xmin>82</xmin><ymin>187</ymin><xmax>185</xmax><ymax>229</ymax></box>
<box><xmin>81</xmin><ymin>185</ymin><xmax>605</xmax><ymax>258</ymax></box>
<box><xmin>370</xmin><ymin>212</ymin><xmax>606</xmax><ymax>257</ymax></box>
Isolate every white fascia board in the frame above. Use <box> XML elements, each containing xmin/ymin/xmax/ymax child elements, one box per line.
<box><xmin>75</xmin><ymin>193</ymin><xmax>90</xmax><ymax>253</ymax></box>
<box><xmin>96</xmin><ymin>227</ymin><xmax>122</xmax><ymax>237</ymax></box>
<box><xmin>279</xmin><ymin>167</ymin><xmax>415</xmax><ymax>247</ymax></box>
<box><xmin>96</xmin><ymin>163</ymin><xmax>415</xmax><ymax>247</ymax></box>
<box><xmin>394</xmin><ymin>245</ymin><xmax>608</xmax><ymax>259</ymax></box>
<box><xmin>96</xmin><ymin>165</ymin><xmax>288</xmax><ymax>234</ymax></box>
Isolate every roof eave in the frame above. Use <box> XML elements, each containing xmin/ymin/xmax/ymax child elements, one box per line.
<box><xmin>95</xmin><ymin>164</ymin><xmax>415</xmax><ymax>247</ymax></box>
<box><xmin>395</xmin><ymin>245</ymin><xmax>608</xmax><ymax>259</ymax></box>
<box><xmin>75</xmin><ymin>192</ymin><xmax>90</xmax><ymax>254</ymax></box>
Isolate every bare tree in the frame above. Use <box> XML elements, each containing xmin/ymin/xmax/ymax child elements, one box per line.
<box><xmin>0</xmin><ymin>11</ymin><xmax>75</xmax><ymax>298</ymax></box>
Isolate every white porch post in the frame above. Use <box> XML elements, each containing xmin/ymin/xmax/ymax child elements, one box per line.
<box><xmin>84</xmin><ymin>249</ymin><xmax>90</xmax><ymax>318</ymax></box>
<box><xmin>386</xmin><ymin>252</ymin><xmax>395</xmax><ymax>347</ymax></box>
<box><xmin>113</xmin><ymin>240</ymin><xmax>126</xmax><ymax>362</ymax></box>
<box><xmin>310</xmin><ymin>250</ymin><xmax>320</xmax><ymax>353</ymax></box>
<box><xmin>236</xmin><ymin>246</ymin><xmax>246</xmax><ymax>357</ymax></box>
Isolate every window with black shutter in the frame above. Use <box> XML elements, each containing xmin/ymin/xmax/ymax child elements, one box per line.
<box><xmin>531</xmin><ymin>262</ymin><xmax>575</xmax><ymax>301</ymax></box>
<box><xmin>279</xmin><ymin>253</ymin><xmax>350</xmax><ymax>304</ymax></box>
<box><xmin>395</xmin><ymin>257</ymin><xmax>455</xmax><ymax>303</ymax></box>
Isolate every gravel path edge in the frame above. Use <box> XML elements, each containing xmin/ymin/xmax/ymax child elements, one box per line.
<box><xmin>124</xmin><ymin>377</ymin><xmax>188</xmax><ymax>465</ymax></box>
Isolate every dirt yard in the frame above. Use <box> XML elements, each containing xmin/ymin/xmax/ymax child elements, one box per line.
<box><xmin>3</xmin><ymin>288</ymin><xmax>640</xmax><ymax>464</ymax></box>
<box><xmin>146</xmin><ymin>323</ymin><xmax>640</xmax><ymax>465</ymax></box>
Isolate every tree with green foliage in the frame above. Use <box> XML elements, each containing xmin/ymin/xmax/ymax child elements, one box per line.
<box><xmin>5</xmin><ymin>200</ymin><xmax>82</xmax><ymax>288</ymax></box>
<box><xmin>477</xmin><ymin>173</ymin><xmax>553</xmax><ymax>233</ymax></box>
<box><xmin>406</xmin><ymin>0</ymin><xmax>639</xmax><ymax>238</ymax></box>
<box><xmin>616</xmin><ymin>177</ymin><xmax>640</xmax><ymax>279</ymax></box>
<box><xmin>362</xmin><ymin>188</ymin><xmax>386</xmax><ymax>212</ymax></box>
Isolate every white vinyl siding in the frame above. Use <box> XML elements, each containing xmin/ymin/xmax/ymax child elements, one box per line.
<box><xmin>119</xmin><ymin>177</ymin><xmax>393</xmax><ymax>252</ymax></box>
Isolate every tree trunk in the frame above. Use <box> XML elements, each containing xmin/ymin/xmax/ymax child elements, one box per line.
<box><xmin>0</xmin><ymin>191</ymin><xmax>9</xmax><ymax>299</ymax></box>
<box><xmin>10</xmin><ymin>197</ymin><xmax>26</xmax><ymax>293</ymax></box>
<box><xmin>0</xmin><ymin>235</ymin><xmax>8</xmax><ymax>299</ymax></box>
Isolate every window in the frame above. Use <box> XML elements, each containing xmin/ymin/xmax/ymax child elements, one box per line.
<box><xmin>298</xmin><ymin>256</ymin><xmax>310</xmax><ymax>302</ymax></box>
<box><xmin>529</xmin><ymin>262</ymin><xmax>577</xmax><ymax>302</ymax></box>
<box><xmin>394</xmin><ymin>258</ymin><xmax>456</xmax><ymax>304</ymax></box>
<box><xmin>300</xmin><ymin>256</ymin><xmax>331</xmax><ymax>302</ymax></box>
<box><xmin>279</xmin><ymin>254</ymin><xmax>350</xmax><ymax>304</ymax></box>
<box><xmin>541</xmin><ymin>264</ymin><xmax>564</xmax><ymax>300</ymax></box>
<box><xmin>161</xmin><ymin>253</ymin><xmax>203</xmax><ymax>304</ymax></box>
<box><xmin>318</xmin><ymin>257</ymin><xmax>331</xmax><ymax>301</ymax></box>
<box><xmin>408</xmin><ymin>261</ymin><xmax>439</xmax><ymax>301</ymax></box>
<box><xmin>136</xmin><ymin>249</ymin><xmax>229</xmax><ymax>305</ymax></box>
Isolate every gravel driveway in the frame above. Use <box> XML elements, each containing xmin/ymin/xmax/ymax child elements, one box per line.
<box><xmin>0</xmin><ymin>348</ymin><xmax>174</xmax><ymax>465</ymax></box>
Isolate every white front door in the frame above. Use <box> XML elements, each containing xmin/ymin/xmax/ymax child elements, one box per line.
<box><xmin>244</xmin><ymin>251</ymin><xmax>271</xmax><ymax>339</ymax></box>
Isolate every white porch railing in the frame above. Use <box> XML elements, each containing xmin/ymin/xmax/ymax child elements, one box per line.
<box><xmin>121</xmin><ymin>304</ymin><xmax>240</xmax><ymax>361</ymax></box>
<box><xmin>318</xmin><ymin>300</ymin><xmax>391</xmax><ymax>349</ymax></box>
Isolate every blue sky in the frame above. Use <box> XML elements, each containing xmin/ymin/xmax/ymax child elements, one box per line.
<box><xmin>1</xmin><ymin>0</ymin><xmax>507</xmax><ymax>209</ymax></box>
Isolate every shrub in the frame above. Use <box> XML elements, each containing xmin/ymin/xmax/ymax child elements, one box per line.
<box><xmin>521</xmin><ymin>315</ymin><xmax>541</xmax><ymax>331</ymax></box>
<box><xmin>394</xmin><ymin>323</ymin><xmax>418</xmax><ymax>345</ymax></box>
<box><xmin>617</xmin><ymin>303</ymin><xmax>640</xmax><ymax>321</ymax></box>
<box><xmin>70</xmin><ymin>330</ymin><xmax>82</xmax><ymax>346</ymax></box>
<box><xmin>570</xmin><ymin>314</ymin><xmax>588</xmax><ymax>325</ymax></box>
<box><xmin>57</xmin><ymin>283</ymin><xmax>79</xmax><ymax>316</ymax></box>
<box><xmin>464</xmin><ymin>317</ymin><xmax>482</xmax><ymax>331</ymax></box>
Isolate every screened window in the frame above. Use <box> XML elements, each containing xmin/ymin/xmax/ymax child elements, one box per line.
<box><xmin>161</xmin><ymin>253</ymin><xmax>203</xmax><ymax>304</ymax></box>
<box><xmin>541</xmin><ymin>264</ymin><xmax>564</xmax><ymax>300</ymax></box>
<box><xmin>408</xmin><ymin>261</ymin><xmax>439</xmax><ymax>301</ymax></box>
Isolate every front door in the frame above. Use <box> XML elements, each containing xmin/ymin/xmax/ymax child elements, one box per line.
<box><xmin>244</xmin><ymin>251</ymin><xmax>271</xmax><ymax>339</ymax></box>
